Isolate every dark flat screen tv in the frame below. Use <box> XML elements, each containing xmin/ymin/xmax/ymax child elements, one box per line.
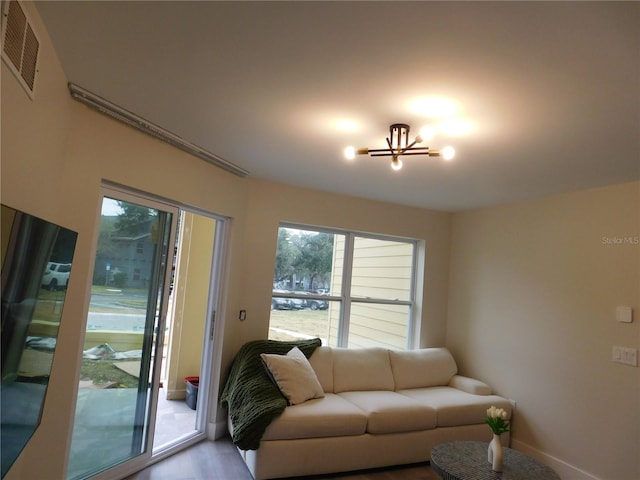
<box><xmin>1</xmin><ymin>204</ymin><xmax>78</xmax><ymax>477</ymax></box>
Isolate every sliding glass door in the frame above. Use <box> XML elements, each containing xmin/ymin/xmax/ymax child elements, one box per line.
<box><xmin>66</xmin><ymin>191</ymin><xmax>177</xmax><ymax>480</ymax></box>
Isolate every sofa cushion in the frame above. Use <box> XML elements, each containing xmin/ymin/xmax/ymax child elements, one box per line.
<box><xmin>308</xmin><ymin>346</ymin><xmax>333</xmax><ymax>393</ymax></box>
<box><xmin>448</xmin><ymin>374</ymin><xmax>492</xmax><ymax>395</ymax></box>
<box><xmin>261</xmin><ymin>393</ymin><xmax>368</xmax><ymax>441</ymax></box>
<box><xmin>332</xmin><ymin>347</ymin><xmax>394</xmax><ymax>393</ymax></box>
<box><xmin>338</xmin><ymin>391</ymin><xmax>437</xmax><ymax>434</ymax></box>
<box><xmin>389</xmin><ymin>348</ymin><xmax>458</xmax><ymax>390</ymax></box>
<box><xmin>260</xmin><ymin>347</ymin><xmax>324</xmax><ymax>405</ymax></box>
<box><xmin>398</xmin><ymin>386</ymin><xmax>512</xmax><ymax>427</ymax></box>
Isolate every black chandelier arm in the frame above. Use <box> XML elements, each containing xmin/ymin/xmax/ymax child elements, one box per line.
<box><xmin>364</xmin><ymin>148</ymin><xmax>439</xmax><ymax>157</ymax></box>
<box><xmin>385</xmin><ymin>137</ymin><xmax>400</xmax><ymax>158</ymax></box>
<box><xmin>384</xmin><ymin>137</ymin><xmax>421</xmax><ymax>156</ymax></box>
<box><xmin>402</xmin><ymin>149</ymin><xmax>441</xmax><ymax>157</ymax></box>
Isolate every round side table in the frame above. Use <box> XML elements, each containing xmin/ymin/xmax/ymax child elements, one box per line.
<box><xmin>431</xmin><ymin>441</ymin><xmax>560</xmax><ymax>480</ymax></box>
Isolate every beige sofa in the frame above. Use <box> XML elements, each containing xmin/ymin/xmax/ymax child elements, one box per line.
<box><xmin>230</xmin><ymin>346</ymin><xmax>513</xmax><ymax>480</ymax></box>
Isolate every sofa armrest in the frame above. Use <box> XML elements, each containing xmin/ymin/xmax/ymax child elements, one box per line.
<box><xmin>449</xmin><ymin>375</ymin><xmax>492</xmax><ymax>395</ymax></box>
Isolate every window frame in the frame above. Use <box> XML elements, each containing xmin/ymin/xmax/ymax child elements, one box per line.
<box><xmin>273</xmin><ymin>223</ymin><xmax>420</xmax><ymax>349</ymax></box>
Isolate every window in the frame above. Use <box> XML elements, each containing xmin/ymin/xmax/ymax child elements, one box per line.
<box><xmin>269</xmin><ymin>225</ymin><xmax>418</xmax><ymax>349</ymax></box>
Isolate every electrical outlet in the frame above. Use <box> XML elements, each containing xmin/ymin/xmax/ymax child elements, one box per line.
<box><xmin>612</xmin><ymin>346</ymin><xmax>638</xmax><ymax>366</ymax></box>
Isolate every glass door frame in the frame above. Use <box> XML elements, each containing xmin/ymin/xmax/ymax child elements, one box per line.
<box><xmin>70</xmin><ymin>184</ymin><xmax>230</xmax><ymax>480</ymax></box>
<box><xmin>151</xmin><ymin>206</ymin><xmax>228</xmax><ymax>458</ymax></box>
<box><xmin>67</xmin><ymin>186</ymin><xmax>178</xmax><ymax>480</ymax></box>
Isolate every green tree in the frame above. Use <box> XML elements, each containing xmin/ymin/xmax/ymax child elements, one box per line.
<box><xmin>274</xmin><ymin>229</ymin><xmax>298</xmax><ymax>286</ymax></box>
<box><xmin>295</xmin><ymin>232</ymin><xmax>333</xmax><ymax>290</ymax></box>
<box><xmin>114</xmin><ymin>202</ymin><xmax>154</xmax><ymax>234</ymax></box>
<box><xmin>274</xmin><ymin>229</ymin><xmax>334</xmax><ymax>291</ymax></box>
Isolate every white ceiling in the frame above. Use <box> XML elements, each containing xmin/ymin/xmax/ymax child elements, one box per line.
<box><xmin>35</xmin><ymin>1</ymin><xmax>639</xmax><ymax>211</ymax></box>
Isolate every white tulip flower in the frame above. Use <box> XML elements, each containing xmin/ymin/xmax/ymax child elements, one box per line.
<box><xmin>485</xmin><ymin>405</ymin><xmax>510</xmax><ymax>435</ymax></box>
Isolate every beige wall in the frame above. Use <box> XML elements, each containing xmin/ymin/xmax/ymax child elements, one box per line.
<box><xmin>447</xmin><ymin>182</ymin><xmax>640</xmax><ymax>480</ymax></box>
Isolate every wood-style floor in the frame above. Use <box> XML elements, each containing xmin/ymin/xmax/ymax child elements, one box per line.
<box><xmin>125</xmin><ymin>437</ymin><xmax>441</xmax><ymax>480</ymax></box>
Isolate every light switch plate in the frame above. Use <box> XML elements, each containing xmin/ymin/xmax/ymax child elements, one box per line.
<box><xmin>612</xmin><ymin>346</ymin><xmax>638</xmax><ymax>366</ymax></box>
<box><xmin>616</xmin><ymin>306</ymin><xmax>633</xmax><ymax>323</ymax></box>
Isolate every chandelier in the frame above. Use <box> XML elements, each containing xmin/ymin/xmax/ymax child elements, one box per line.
<box><xmin>345</xmin><ymin>123</ymin><xmax>455</xmax><ymax>171</ymax></box>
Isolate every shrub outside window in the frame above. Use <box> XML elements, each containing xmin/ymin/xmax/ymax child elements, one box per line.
<box><xmin>269</xmin><ymin>225</ymin><xmax>418</xmax><ymax>350</ymax></box>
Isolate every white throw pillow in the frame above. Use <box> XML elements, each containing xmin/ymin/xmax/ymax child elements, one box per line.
<box><xmin>260</xmin><ymin>347</ymin><xmax>325</xmax><ymax>405</ymax></box>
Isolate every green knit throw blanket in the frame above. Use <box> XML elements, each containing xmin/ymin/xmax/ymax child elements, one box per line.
<box><xmin>220</xmin><ymin>338</ymin><xmax>322</xmax><ymax>450</ymax></box>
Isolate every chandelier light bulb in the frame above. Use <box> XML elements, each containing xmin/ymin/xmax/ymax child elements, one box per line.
<box><xmin>391</xmin><ymin>158</ymin><xmax>403</xmax><ymax>171</ymax></box>
<box><xmin>419</xmin><ymin>126</ymin><xmax>436</xmax><ymax>141</ymax></box>
<box><xmin>442</xmin><ymin>146</ymin><xmax>455</xmax><ymax>161</ymax></box>
<box><xmin>344</xmin><ymin>146</ymin><xmax>356</xmax><ymax>160</ymax></box>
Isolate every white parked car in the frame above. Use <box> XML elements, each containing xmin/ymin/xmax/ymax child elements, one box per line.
<box><xmin>41</xmin><ymin>262</ymin><xmax>71</xmax><ymax>290</ymax></box>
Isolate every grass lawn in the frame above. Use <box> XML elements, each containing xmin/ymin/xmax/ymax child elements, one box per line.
<box><xmin>33</xmin><ymin>286</ymin><xmax>146</xmax><ymax>387</ymax></box>
<box><xmin>80</xmin><ymin>359</ymin><xmax>139</xmax><ymax>388</ymax></box>
<box><xmin>268</xmin><ymin>309</ymin><xmax>331</xmax><ymax>342</ymax></box>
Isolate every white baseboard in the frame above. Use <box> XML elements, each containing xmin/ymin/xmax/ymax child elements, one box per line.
<box><xmin>165</xmin><ymin>388</ymin><xmax>186</xmax><ymax>400</ymax></box>
<box><xmin>511</xmin><ymin>439</ymin><xmax>601</xmax><ymax>480</ymax></box>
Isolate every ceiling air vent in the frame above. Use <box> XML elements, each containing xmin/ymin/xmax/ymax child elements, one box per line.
<box><xmin>1</xmin><ymin>0</ymin><xmax>40</xmax><ymax>97</ymax></box>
